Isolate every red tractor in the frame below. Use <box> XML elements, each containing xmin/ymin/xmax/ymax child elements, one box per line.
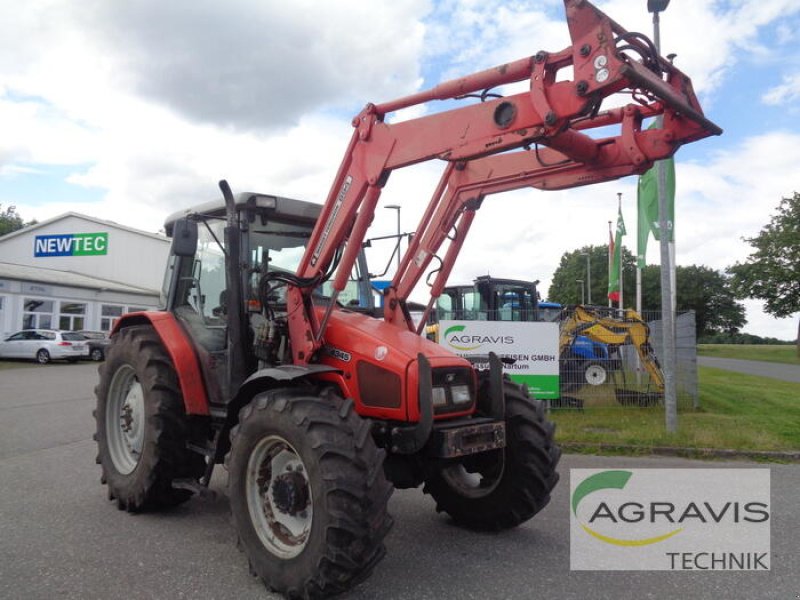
<box><xmin>94</xmin><ymin>1</ymin><xmax>720</xmax><ymax>597</ymax></box>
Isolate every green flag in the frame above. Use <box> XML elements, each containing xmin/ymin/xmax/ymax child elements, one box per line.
<box><xmin>637</xmin><ymin>156</ymin><xmax>676</xmax><ymax>269</ymax></box>
<box><xmin>608</xmin><ymin>205</ymin><xmax>626</xmax><ymax>302</ymax></box>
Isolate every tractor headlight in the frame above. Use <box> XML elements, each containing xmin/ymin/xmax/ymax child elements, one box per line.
<box><xmin>451</xmin><ymin>385</ymin><xmax>472</xmax><ymax>405</ymax></box>
<box><xmin>430</xmin><ymin>366</ymin><xmax>475</xmax><ymax>413</ymax></box>
<box><xmin>432</xmin><ymin>387</ymin><xmax>447</xmax><ymax>407</ymax></box>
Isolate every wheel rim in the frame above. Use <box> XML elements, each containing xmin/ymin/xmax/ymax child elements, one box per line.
<box><xmin>92</xmin><ymin>349</ymin><xmax>103</xmax><ymax>361</ymax></box>
<box><xmin>37</xmin><ymin>350</ymin><xmax>49</xmax><ymax>364</ymax></box>
<box><xmin>246</xmin><ymin>435</ymin><xmax>313</xmax><ymax>559</ymax></box>
<box><xmin>106</xmin><ymin>364</ymin><xmax>145</xmax><ymax>475</ymax></box>
<box><xmin>440</xmin><ymin>452</ymin><xmax>504</xmax><ymax>499</ymax></box>
<box><xmin>584</xmin><ymin>364</ymin><xmax>607</xmax><ymax>386</ymax></box>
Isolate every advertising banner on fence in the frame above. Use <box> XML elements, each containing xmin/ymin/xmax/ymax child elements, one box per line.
<box><xmin>438</xmin><ymin>320</ymin><xmax>559</xmax><ymax>399</ymax></box>
<box><xmin>570</xmin><ymin>468</ymin><xmax>771</xmax><ymax>571</ymax></box>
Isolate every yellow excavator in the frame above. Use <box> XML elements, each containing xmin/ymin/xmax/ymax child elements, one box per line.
<box><xmin>559</xmin><ymin>305</ymin><xmax>663</xmax><ymax>405</ymax></box>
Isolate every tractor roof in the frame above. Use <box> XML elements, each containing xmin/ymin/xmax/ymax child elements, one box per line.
<box><xmin>163</xmin><ymin>192</ymin><xmax>323</xmax><ymax>234</ymax></box>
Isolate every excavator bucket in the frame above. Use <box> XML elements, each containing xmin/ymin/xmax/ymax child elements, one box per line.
<box><xmin>615</xmin><ymin>388</ymin><xmax>663</xmax><ymax>407</ymax></box>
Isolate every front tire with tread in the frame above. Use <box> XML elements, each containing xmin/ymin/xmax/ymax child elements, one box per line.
<box><xmin>424</xmin><ymin>376</ymin><xmax>560</xmax><ymax>530</ymax></box>
<box><xmin>226</xmin><ymin>388</ymin><xmax>393</xmax><ymax>599</ymax></box>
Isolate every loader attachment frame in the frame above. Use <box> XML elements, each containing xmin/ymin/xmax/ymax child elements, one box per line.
<box><xmin>286</xmin><ymin>0</ymin><xmax>721</xmax><ymax>364</ymax></box>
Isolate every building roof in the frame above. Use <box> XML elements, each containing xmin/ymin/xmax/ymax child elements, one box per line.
<box><xmin>0</xmin><ymin>212</ymin><xmax>170</xmax><ymax>244</ymax></box>
<box><xmin>0</xmin><ymin>262</ymin><xmax>159</xmax><ymax>296</ymax></box>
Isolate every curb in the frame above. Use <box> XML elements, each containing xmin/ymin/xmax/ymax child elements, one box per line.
<box><xmin>560</xmin><ymin>443</ymin><xmax>800</xmax><ymax>463</ymax></box>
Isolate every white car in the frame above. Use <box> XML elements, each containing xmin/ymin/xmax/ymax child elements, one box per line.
<box><xmin>0</xmin><ymin>329</ymin><xmax>90</xmax><ymax>364</ymax></box>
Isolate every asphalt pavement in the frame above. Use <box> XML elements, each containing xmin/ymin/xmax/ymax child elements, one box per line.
<box><xmin>698</xmin><ymin>356</ymin><xmax>800</xmax><ymax>383</ymax></box>
<box><xmin>1</xmin><ymin>362</ymin><xmax>798</xmax><ymax>600</ymax></box>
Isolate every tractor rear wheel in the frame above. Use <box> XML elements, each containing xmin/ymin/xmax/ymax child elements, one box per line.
<box><xmin>226</xmin><ymin>388</ymin><xmax>393</xmax><ymax>599</ymax></box>
<box><xmin>423</xmin><ymin>377</ymin><xmax>560</xmax><ymax>530</ymax></box>
<box><xmin>94</xmin><ymin>325</ymin><xmax>204</xmax><ymax>511</ymax></box>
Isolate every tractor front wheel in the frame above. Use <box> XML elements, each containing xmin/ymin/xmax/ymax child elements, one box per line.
<box><xmin>226</xmin><ymin>388</ymin><xmax>393</xmax><ymax>599</ymax></box>
<box><xmin>423</xmin><ymin>377</ymin><xmax>560</xmax><ymax>530</ymax></box>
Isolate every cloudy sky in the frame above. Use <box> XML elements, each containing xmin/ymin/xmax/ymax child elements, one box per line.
<box><xmin>1</xmin><ymin>0</ymin><xmax>799</xmax><ymax>339</ymax></box>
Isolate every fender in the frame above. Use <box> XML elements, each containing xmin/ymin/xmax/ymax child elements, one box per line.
<box><xmin>113</xmin><ymin>311</ymin><xmax>210</xmax><ymax>416</ymax></box>
<box><xmin>235</xmin><ymin>364</ymin><xmax>342</xmax><ymax>405</ymax></box>
<box><xmin>208</xmin><ymin>364</ymin><xmax>344</xmax><ymax>464</ymax></box>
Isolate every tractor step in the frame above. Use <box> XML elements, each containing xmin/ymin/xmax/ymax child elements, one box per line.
<box><xmin>172</xmin><ymin>478</ymin><xmax>217</xmax><ymax>500</ymax></box>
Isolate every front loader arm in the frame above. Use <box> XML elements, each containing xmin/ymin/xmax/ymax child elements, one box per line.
<box><xmin>287</xmin><ymin>0</ymin><xmax>721</xmax><ymax>364</ymax></box>
<box><xmin>381</xmin><ymin>109</ymin><xmax>685</xmax><ymax>330</ymax></box>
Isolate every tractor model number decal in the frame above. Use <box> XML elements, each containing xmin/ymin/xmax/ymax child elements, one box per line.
<box><xmin>311</xmin><ymin>175</ymin><xmax>352</xmax><ymax>267</ymax></box>
<box><xmin>323</xmin><ymin>345</ymin><xmax>352</xmax><ymax>363</ymax></box>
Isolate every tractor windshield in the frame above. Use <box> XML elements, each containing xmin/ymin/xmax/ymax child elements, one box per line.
<box><xmin>436</xmin><ymin>285</ymin><xmax>486</xmax><ymax>320</ymax></box>
<box><xmin>248</xmin><ymin>225</ymin><xmax>311</xmax><ymax>276</ymax></box>
<box><xmin>167</xmin><ymin>206</ymin><xmax>375</xmax><ymax>329</ymax></box>
<box><xmin>486</xmin><ymin>283</ymin><xmax>537</xmax><ymax>321</ymax></box>
<box><xmin>248</xmin><ymin>223</ymin><xmax>372</xmax><ymax>309</ymax></box>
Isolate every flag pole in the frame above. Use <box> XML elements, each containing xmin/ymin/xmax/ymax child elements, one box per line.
<box><xmin>607</xmin><ymin>220</ymin><xmax>613</xmax><ymax>308</ymax></box>
<box><xmin>618</xmin><ymin>192</ymin><xmax>623</xmax><ymax>312</ymax></box>
<box><xmin>651</xmin><ymin>0</ymin><xmax>678</xmax><ymax>433</ymax></box>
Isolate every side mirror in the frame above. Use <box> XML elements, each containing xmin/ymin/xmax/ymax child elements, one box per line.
<box><xmin>170</xmin><ymin>218</ymin><xmax>198</xmax><ymax>257</ymax></box>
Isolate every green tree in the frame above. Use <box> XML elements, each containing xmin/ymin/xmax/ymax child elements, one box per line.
<box><xmin>0</xmin><ymin>204</ymin><xmax>35</xmax><ymax>236</ymax></box>
<box><xmin>549</xmin><ymin>246</ymin><xmax>746</xmax><ymax>337</ymax></box>
<box><xmin>729</xmin><ymin>193</ymin><xmax>800</xmax><ymax>353</ymax></box>
<box><xmin>547</xmin><ymin>245</ymin><xmax>636</xmax><ymax>305</ymax></box>
<box><xmin>641</xmin><ymin>264</ymin><xmax>746</xmax><ymax>337</ymax></box>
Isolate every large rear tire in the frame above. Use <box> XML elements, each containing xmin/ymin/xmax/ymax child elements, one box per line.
<box><xmin>226</xmin><ymin>388</ymin><xmax>393</xmax><ymax>599</ymax></box>
<box><xmin>423</xmin><ymin>377</ymin><xmax>560</xmax><ymax>531</ymax></box>
<box><xmin>94</xmin><ymin>325</ymin><xmax>204</xmax><ymax>511</ymax></box>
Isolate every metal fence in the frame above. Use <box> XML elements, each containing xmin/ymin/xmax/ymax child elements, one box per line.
<box><xmin>552</xmin><ymin>309</ymin><xmax>697</xmax><ymax>410</ymax></box>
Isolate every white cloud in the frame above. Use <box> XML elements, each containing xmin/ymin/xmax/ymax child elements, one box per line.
<box><xmin>762</xmin><ymin>73</ymin><xmax>800</xmax><ymax>105</ymax></box>
<box><xmin>71</xmin><ymin>0</ymin><xmax>430</xmax><ymax>132</ymax></box>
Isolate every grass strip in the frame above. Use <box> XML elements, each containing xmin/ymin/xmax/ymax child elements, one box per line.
<box><xmin>549</xmin><ymin>366</ymin><xmax>800</xmax><ymax>456</ymax></box>
<box><xmin>697</xmin><ymin>344</ymin><xmax>799</xmax><ymax>365</ymax></box>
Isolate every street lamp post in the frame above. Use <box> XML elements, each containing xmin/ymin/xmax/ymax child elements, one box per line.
<box><xmin>581</xmin><ymin>252</ymin><xmax>592</xmax><ymax>305</ymax></box>
<box><xmin>576</xmin><ymin>279</ymin><xmax>585</xmax><ymax>305</ymax></box>
<box><xmin>385</xmin><ymin>204</ymin><xmax>401</xmax><ymax>271</ymax></box>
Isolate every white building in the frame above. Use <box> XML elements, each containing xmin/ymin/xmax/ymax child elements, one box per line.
<box><xmin>0</xmin><ymin>213</ymin><xmax>170</xmax><ymax>337</ymax></box>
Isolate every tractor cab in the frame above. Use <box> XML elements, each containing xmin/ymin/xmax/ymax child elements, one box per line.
<box><xmin>436</xmin><ymin>276</ymin><xmax>540</xmax><ymax>322</ymax></box>
<box><xmin>161</xmin><ymin>192</ymin><xmax>373</xmax><ymax>406</ymax></box>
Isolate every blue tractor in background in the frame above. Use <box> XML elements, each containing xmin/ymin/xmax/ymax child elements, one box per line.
<box><xmin>538</xmin><ymin>301</ymin><xmax>619</xmax><ymax>390</ymax></box>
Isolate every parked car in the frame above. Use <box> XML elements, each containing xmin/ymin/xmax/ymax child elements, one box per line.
<box><xmin>76</xmin><ymin>330</ymin><xmax>112</xmax><ymax>361</ymax></box>
<box><xmin>0</xmin><ymin>329</ymin><xmax>90</xmax><ymax>364</ymax></box>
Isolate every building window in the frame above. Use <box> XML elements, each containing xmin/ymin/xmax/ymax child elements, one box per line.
<box><xmin>127</xmin><ymin>306</ymin><xmax>148</xmax><ymax>313</ymax></box>
<box><xmin>23</xmin><ymin>298</ymin><xmax>54</xmax><ymax>329</ymax></box>
<box><xmin>59</xmin><ymin>302</ymin><xmax>87</xmax><ymax>331</ymax></box>
<box><xmin>101</xmin><ymin>304</ymin><xmax>124</xmax><ymax>332</ymax></box>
